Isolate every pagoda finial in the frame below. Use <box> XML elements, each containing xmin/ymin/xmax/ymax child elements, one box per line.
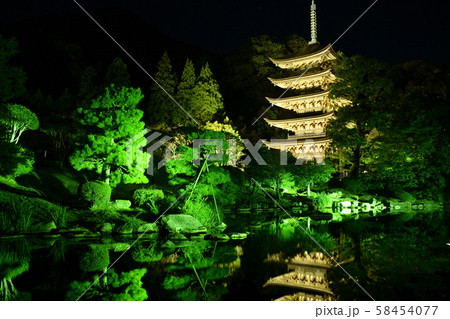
<box><xmin>309</xmin><ymin>0</ymin><xmax>319</xmax><ymax>45</ymax></box>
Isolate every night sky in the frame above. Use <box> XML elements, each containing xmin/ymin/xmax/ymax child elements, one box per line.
<box><xmin>1</xmin><ymin>0</ymin><xmax>449</xmax><ymax>64</ymax></box>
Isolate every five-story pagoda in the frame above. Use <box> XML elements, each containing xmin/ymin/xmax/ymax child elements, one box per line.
<box><xmin>264</xmin><ymin>0</ymin><xmax>341</xmax><ymax>162</ymax></box>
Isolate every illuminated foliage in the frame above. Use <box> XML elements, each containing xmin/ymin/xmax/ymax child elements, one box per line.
<box><xmin>70</xmin><ymin>85</ymin><xmax>148</xmax><ymax>186</ymax></box>
<box><xmin>148</xmin><ymin>52</ymin><xmax>177</xmax><ymax>126</ymax></box>
<box><xmin>66</xmin><ymin>268</ymin><xmax>148</xmax><ymax>301</ymax></box>
<box><xmin>0</xmin><ymin>34</ymin><xmax>26</xmax><ymax>103</ymax></box>
<box><xmin>79</xmin><ymin>245</ymin><xmax>110</xmax><ymax>273</ymax></box>
<box><xmin>104</xmin><ymin>56</ymin><xmax>131</xmax><ymax>89</ymax></box>
<box><xmin>132</xmin><ymin>187</ymin><xmax>164</xmax><ymax>214</ymax></box>
<box><xmin>0</xmin><ymin>104</ymin><xmax>39</xmax><ymax>144</ymax></box>
<box><xmin>175</xmin><ymin>58</ymin><xmax>196</xmax><ymax>124</ymax></box>
<box><xmin>188</xmin><ymin>63</ymin><xmax>224</xmax><ymax>124</ymax></box>
<box><xmin>328</xmin><ymin>55</ymin><xmax>392</xmax><ymax>177</ymax></box>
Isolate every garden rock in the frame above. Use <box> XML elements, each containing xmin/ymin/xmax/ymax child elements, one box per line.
<box><xmin>161</xmin><ymin>214</ymin><xmax>207</xmax><ymax>234</ymax></box>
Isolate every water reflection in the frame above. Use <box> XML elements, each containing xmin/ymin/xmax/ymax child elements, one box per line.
<box><xmin>0</xmin><ymin>209</ymin><xmax>448</xmax><ymax>301</ymax></box>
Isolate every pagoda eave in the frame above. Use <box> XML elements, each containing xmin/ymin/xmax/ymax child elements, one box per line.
<box><xmin>270</xmin><ymin>44</ymin><xmax>339</xmax><ymax>70</ymax></box>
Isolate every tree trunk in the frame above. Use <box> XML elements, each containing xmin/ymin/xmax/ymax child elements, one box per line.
<box><xmin>350</xmin><ymin>145</ymin><xmax>361</xmax><ymax>177</ymax></box>
<box><xmin>307</xmin><ymin>183</ymin><xmax>311</xmax><ymax>197</ymax></box>
<box><xmin>105</xmin><ymin>166</ymin><xmax>111</xmax><ymax>185</ymax></box>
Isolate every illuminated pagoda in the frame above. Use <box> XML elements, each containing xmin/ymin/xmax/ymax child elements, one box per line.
<box><xmin>264</xmin><ymin>0</ymin><xmax>342</xmax><ymax>162</ymax></box>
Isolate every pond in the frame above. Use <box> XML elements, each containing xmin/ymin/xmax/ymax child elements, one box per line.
<box><xmin>1</xmin><ymin>210</ymin><xmax>449</xmax><ymax>301</ymax></box>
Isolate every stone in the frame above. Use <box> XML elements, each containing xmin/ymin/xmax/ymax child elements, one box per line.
<box><xmin>28</xmin><ymin>221</ymin><xmax>57</xmax><ymax>234</ymax></box>
<box><xmin>213</xmin><ymin>222</ymin><xmax>227</xmax><ymax>232</ymax></box>
<box><xmin>136</xmin><ymin>223</ymin><xmax>158</xmax><ymax>233</ymax></box>
<box><xmin>230</xmin><ymin>233</ymin><xmax>247</xmax><ymax>240</ymax></box>
<box><xmin>171</xmin><ymin>233</ymin><xmax>188</xmax><ymax>241</ymax></box>
<box><xmin>161</xmin><ymin>214</ymin><xmax>207</xmax><ymax>234</ymax></box>
<box><xmin>111</xmin><ymin>242</ymin><xmax>131</xmax><ymax>252</ymax></box>
<box><xmin>115</xmin><ymin>200</ymin><xmax>132</xmax><ymax>209</ymax></box>
<box><xmin>114</xmin><ymin>225</ymin><xmax>133</xmax><ymax>234</ymax></box>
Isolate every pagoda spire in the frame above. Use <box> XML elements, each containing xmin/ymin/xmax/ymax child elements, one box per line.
<box><xmin>309</xmin><ymin>0</ymin><xmax>319</xmax><ymax>45</ymax></box>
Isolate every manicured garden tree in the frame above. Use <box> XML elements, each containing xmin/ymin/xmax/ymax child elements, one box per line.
<box><xmin>0</xmin><ymin>104</ymin><xmax>39</xmax><ymax>144</ymax></box>
<box><xmin>0</xmin><ymin>34</ymin><xmax>26</xmax><ymax>103</ymax></box>
<box><xmin>70</xmin><ymin>85</ymin><xmax>148</xmax><ymax>187</ymax></box>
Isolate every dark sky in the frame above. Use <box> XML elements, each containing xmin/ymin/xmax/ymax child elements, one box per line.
<box><xmin>1</xmin><ymin>0</ymin><xmax>449</xmax><ymax>64</ymax></box>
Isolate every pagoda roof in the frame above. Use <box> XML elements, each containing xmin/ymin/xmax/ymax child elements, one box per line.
<box><xmin>266</xmin><ymin>89</ymin><xmax>330</xmax><ymax>105</ymax></box>
<box><xmin>264</xmin><ymin>136</ymin><xmax>331</xmax><ymax>147</ymax></box>
<box><xmin>270</xmin><ymin>44</ymin><xmax>339</xmax><ymax>70</ymax></box>
<box><xmin>264</xmin><ymin>112</ymin><xmax>333</xmax><ymax>126</ymax></box>
<box><xmin>268</xmin><ymin>68</ymin><xmax>335</xmax><ymax>90</ymax></box>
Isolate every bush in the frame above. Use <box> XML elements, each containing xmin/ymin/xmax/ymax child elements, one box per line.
<box><xmin>79</xmin><ymin>245</ymin><xmax>110</xmax><ymax>272</ymax></box>
<box><xmin>132</xmin><ymin>187</ymin><xmax>164</xmax><ymax>214</ymax></box>
<box><xmin>312</xmin><ymin>192</ymin><xmax>333</xmax><ymax>209</ymax></box>
<box><xmin>0</xmin><ymin>201</ymin><xmax>33</xmax><ymax>235</ymax></box>
<box><xmin>0</xmin><ymin>139</ymin><xmax>34</xmax><ymax>178</ymax></box>
<box><xmin>182</xmin><ymin>200</ymin><xmax>221</xmax><ymax>228</ymax></box>
<box><xmin>78</xmin><ymin>181</ymin><xmax>111</xmax><ymax>209</ymax></box>
<box><xmin>49</xmin><ymin>206</ymin><xmax>69</xmax><ymax>228</ymax></box>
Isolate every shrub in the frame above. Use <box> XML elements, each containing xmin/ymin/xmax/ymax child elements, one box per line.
<box><xmin>312</xmin><ymin>192</ymin><xmax>334</xmax><ymax>209</ymax></box>
<box><xmin>0</xmin><ymin>137</ymin><xmax>34</xmax><ymax>178</ymax></box>
<box><xmin>79</xmin><ymin>245</ymin><xmax>110</xmax><ymax>272</ymax></box>
<box><xmin>0</xmin><ymin>201</ymin><xmax>33</xmax><ymax>235</ymax></box>
<box><xmin>132</xmin><ymin>187</ymin><xmax>164</xmax><ymax>214</ymax></box>
<box><xmin>49</xmin><ymin>206</ymin><xmax>69</xmax><ymax>228</ymax></box>
<box><xmin>78</xmin><ymin>181</ymin><xmax>111</xmax><ymax>209</ymax></box>
<box><xmin>182</xmin><ymin>200</ymin><xmax>220</xmax><ymax>228</ymax></box>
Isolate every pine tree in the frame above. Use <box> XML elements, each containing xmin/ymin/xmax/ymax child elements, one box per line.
<box><xmin>104</xmin><ymin>57</ymin><xmax>131</xmax><ymax>89</ymax></box>
<box><xmin>189</xmin><ymin>63</ymin><xmax>224</xmax><ymax>124</ymax></box>
<box><xmin>0</xmin><ymin>34</ymin><xmax>26</xmax><ymax>103</ymax></box>
<box><xmin>175</xmin><ymin>59</ymin><xmax>196</xmax><ymax>124</ymax></box>
<box><xmin>70</xmin><ymin>85</ymin><xmax>148</xmax><ymax>186</ymax></box>
<box><xmin>148</xmin><ymin>52</ymin><xmax>177</xmax><ymax>126</ymax></box>
<box><xmin>78</xmin><ymin>66</ymin><xmax>98</xmax><ymax>107</ymax></box>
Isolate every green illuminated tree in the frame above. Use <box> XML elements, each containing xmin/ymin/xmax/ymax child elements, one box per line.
<box><xmin>66</xmin><ymin>268</ymin><xmax>148</xmax><ymax>301</ymax></box>
<box><xmin>189</xmin><ymin>63</ymin><xmax>224</xmax><ymax>124</ymax></box>
<box><xmin>70</xmin><ymin>85</ymin><xmax>148</xmax><ymax>186</ymax></box>
<box><xmin>148</xmin><ymin>52</ymin><xmax>177</xmax><ymax>126</ymax></box>
<box><xmin>77</xmin><ymin>66</ymin><xmax>98</xmax><ymax>107</ymax></box>
<box><xmin>327</xmin><ymin>55</ymin><xmax>392</xmax><ymax>177</ymax></box>
<box><xmin>104</xmin><ymin>56</ymin><xmax>131</xmax><ymax>89</ymax></box>
<box><xmin>0</xmin><ymin>34</ymin><xmax>26</xmax><ymax>103</ymax></box>
<box><xmin>284</xmin><ymin>33</ymin><xmax>307</xmax><ymax>54</ymax></box>
<box><xmin>175</xmin><ymin>58</ymin><xmax>196</xmax><ymax>124</ymax></box>
<box><xmin>0</xmin><ymin>104</ymin><xmax>39</xmax><ymax>144</ymax></box>
<box><xmin>372</xmin><ymin>60</ymin><xmax>450</xmax><ymax>195</ymax></box>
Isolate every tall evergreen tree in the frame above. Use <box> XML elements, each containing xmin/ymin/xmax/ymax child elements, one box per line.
<box><xmin>175</xmin><ymin>59</ymin><xmax>196</xmax><ymax>124</ymax></box>
<box><xmin>104</xmin><ymin>57</ymin><xmax>131</xmax><ymax>89</ymax></box>
<box><xmin>189</xmin><ymin>63</ymin><xmax>224</xmax><ymax>124</ymax></box>
<box><xmin>0</xmin><ymin>34</ymin><xmax>26</xmax><ymax>103</ymax></box>
<box><xmin>148</xmin><ymin>52</ymin><xmax>177</xmax><ymax>126</ymax></box>
<box><xmin>78</xmin><ymin>66</ymin><xmax>98</xmax><ymax>107</ymax></box>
